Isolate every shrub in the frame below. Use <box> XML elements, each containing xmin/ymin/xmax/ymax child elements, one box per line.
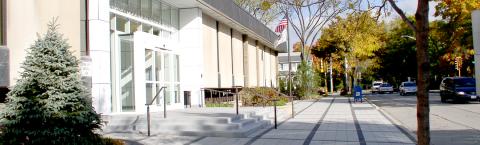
<box><xmin>239</xmin><ymin>87</ymin><xmax>288</xmax><ymax>106</ymax></box>
<box><xmin>0</xmin><ymin>19</ymin><xmax>103</xmax><ymax>145</ymax></box>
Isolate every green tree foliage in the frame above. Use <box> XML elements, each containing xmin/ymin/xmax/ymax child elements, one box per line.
<box><xmin>0</xmin><ymin>20</ymin><xmax>102</xmax><ymax>145</ymax></box>
<box><xmin>376</xmin><ymin>18</ymin><xmax>417</xmax><ymax>86</ymax></box>
<box><xmin>433</xmin><ymin>0</ymin><xmax>480</xmax><ymax>76</ymax></box>
<box><xmin>312</xmin><ymin>11</ymin><xmax>384</xmax><ymax>90</ymax></box>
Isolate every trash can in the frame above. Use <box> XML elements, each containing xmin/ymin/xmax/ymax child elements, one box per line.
<box><xmin>354</xmin><ymin>86</ymin><xmax>363</xmax><ymax>103</ymax></box>
<box><xmin>184</xmin><ymin>91</ymin><xmax>191</xmax><ymax>108</ymax></box>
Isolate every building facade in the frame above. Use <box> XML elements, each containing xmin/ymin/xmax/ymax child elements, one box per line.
<box><xmin>0</xmin><ymin>0</ymin><xmax>286</xmax><ymax>114</ymax></box>
<box><xmin>278</xmin><ymin>52</ymin><xmax>301</xmax><ymax>79</ymax></box>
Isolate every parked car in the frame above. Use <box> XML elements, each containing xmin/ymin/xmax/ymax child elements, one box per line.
<box><xmin>379</xmin><ymin>83</ymin><xmax>394</xmax><ymax>94</ymax></box>
<box><xmin>440</xmin><ymin>77</ymin><xmax>478</xmax><ymax>103</ymax></box>
<box><xmin>399</xmin><ymin>82</ymin><xmax>417</xmax><ymax>96</ymax></box>
<box><xmin>371</xmin><ymin>81</ymin><xmax>383</xmax><ymax>93</ymax></box>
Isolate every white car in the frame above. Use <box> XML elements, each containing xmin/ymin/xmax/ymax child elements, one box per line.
<box><xmin>371</xmin><ymin>81</ymin><xmax>383</xmax><ymax>93</ymax></box>
<box><xmin>379</xmin><ymin>83</ymin><xmax>394</xmax><ymax>94</ymax></box>
<box><xmin>399</xmin><ymin>82</ymin><xmax>417</xmax><ymax>96</ymax></box>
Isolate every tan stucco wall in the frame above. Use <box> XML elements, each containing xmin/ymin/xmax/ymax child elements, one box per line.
<box><xmin>232</xmin><ymin>29</ymin><xmax>244</xmax><ymax>86</ymax></box>
<box><xmin>265</xmin><ymin>48</ymin><xmax>271</xmax><ymax>87</ymax></box>
<box><xmin>270</xmin><ymin>48</ymin><xmax>277</xmax><ymax>87</ymax></box>
<box><xmin>247</xmin><ymin>38</ymin><xmax>257</xmax><ymax>87</ymax></box>
<box><xmin>7</xmin><ymin>0</ymin><xmax>81</xmax><ymax>85</ymax></box>
<box><xmin>202</xmin><ymin>14</ymin><xmax>218</xmax><ymax>88</ymax></box>
<box><xmin>257</xmin><ymin>44</ymin><xmax>264</xmax><ymax>86</ymax></box>
<box><xmin>218</xmin><ymin>22</ymin><xmax>232</xmax><ymax>87</ymax></box>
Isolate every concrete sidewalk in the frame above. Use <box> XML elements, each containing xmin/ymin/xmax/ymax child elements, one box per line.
<box><xmin>107</xmin><ymin>97</ymin><xmax>416</xmax><ymax>145</ymax></box>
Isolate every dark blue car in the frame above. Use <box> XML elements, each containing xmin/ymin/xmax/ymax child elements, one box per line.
<box><xmin>440</xmin><ymin>77</ymin><xmax>478</xmax><ymax>103</ymax></box>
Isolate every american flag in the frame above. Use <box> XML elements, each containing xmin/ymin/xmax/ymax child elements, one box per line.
<box><xmin>275</xmin><ymin>17</ymin><xmax>288</xmax><ymax>33</ymax></box>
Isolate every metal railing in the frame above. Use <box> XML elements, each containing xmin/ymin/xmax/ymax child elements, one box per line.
<box><xmin>145</xmin><ymin>86</ymin><xmax>166</xmax><ymax>136</ymax></box>
<box><xmin>200</xmin><ymin>87</ymin><xmax>293</xmax><ymax>130</ymax></box>
<box><xmin>273</xmin><ymin>90</ymin><xmax>295</xmax><ymax>118</ymax></box>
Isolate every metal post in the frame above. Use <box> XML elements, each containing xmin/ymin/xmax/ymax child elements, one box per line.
<box><xmin>164</xmin><ymin>92</ymin><xmax>167</xmax><ymax>118</ymax></box>
<box><xmin>274</xmin><ymin>100</ymin><xmax>277</xmax><ymax>129</ymax></box>
<box><xmin>236</xmin><ymin>88</ymin><xmax>239</xmax><ymax>115</ymax></box>
<box><xmin>147</xmin><ymin>105</ymin><xmax>151</xmax><ymax>136</ymax></box>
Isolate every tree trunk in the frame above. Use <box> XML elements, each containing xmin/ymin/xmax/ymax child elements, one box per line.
<box><xmin>415</xmin><ymin>0</ymin><xmax>430</xmax><ymax>144</ymax></box>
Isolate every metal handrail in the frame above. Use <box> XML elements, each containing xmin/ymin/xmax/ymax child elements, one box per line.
<box><xmin>147</xmin><ymin>86</ymin><xmax>167</xmax><ymax>105</ymax></box>
<box><xmin>273</xmin><ymin>90</ymin><xmax>295</xmax><ymax>118</ymax></box>
<box><xmin>202</xmin><ymin>88</ymin><xmax>240</xmax><ymax>115</ymax></box>
<box><xmin>251</xmin><ymin>92</ymin><xmax>280</xmax><ymax>129</ymax></box>
<box><xmin>145</xmin><ymin>86</ymin><xmax>166</xmax><ymax>136</ymax></box>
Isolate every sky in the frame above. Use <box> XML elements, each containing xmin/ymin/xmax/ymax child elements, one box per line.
<box><xmin>283</xmin><ymin>0</ymin><xmax>441</xmax><ymax>51</ymax></box>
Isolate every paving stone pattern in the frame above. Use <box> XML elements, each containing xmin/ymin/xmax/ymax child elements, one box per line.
<box><xmin>107</xmin><ymin>97</ymin><xmax>415</xmax><ymax>145</ymax></box>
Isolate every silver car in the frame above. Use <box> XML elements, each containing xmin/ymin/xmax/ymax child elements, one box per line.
<box><xmin>371</xmin><ymin>81</ymin><xmax>383</xmax><ymax>93</ymax></box>
<box><xmin>379</xmin><ymin>83</ymin><xmax>394</xmax><ymax>94</ymax></box>
<box><xmin>399</xmin><ymin>82</ymin><xmax>417</xmax><ymax>96</ymax></box>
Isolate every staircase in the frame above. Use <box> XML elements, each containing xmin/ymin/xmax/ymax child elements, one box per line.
<box><xmin>101</xmin><ymin>108</ymin><xmax>272</xmax><ymax>137</ymax></box>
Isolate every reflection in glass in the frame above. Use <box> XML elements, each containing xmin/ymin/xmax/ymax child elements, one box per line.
<box><xmin>145</xmin><ymin>49</ymin><xmax>153</xmax><ymax>81</ymax></box>
<box><xmin>155</xmin><ymin>51</ymin><xmax>162</xmax><ymax>81</ymax></box>
<box><xmin>119</xmin><ymin>35</ymin><xmax>135</xmax><ymax>111</ymax></box>
<box><xmin>174</xmin><ymin>55</ymin><xmax>180</xmax><ymax>82</ymax></box>
<box><xmin>175</xmin><ymin>84</ymin><xmax>180</xmax><ymax>103</ymax></box>
<box><xmin>146</xmin><ymin>83</ymin><xmax>153</xmax><ymax>103</ymax></box>
<box><xmin>164</xmin><ymin>85</ymin><xmax>171</xmax><ymax>105</ymax></box>
<box><xmin>164</xmin><ymin>53</ymin><xmax>171</xmax><ymax>82</ymax></box>
<box><xmin>161</xmin><ymin>3</ymin><xmax>171</xmax><ymax>26</ymax></box>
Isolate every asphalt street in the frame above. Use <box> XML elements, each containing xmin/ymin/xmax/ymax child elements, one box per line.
<box><xmin>366</xmin><ymin>92</ymin><xmax>480</xmax><ymax>145</ymax></box>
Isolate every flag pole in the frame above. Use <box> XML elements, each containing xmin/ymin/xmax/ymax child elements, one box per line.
<box><xmin>286</xmin><ymin>12</ymin><xmax>294</xmax><ymax>118</ymax></box>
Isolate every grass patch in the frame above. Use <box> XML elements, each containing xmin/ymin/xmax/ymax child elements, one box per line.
<box><xmin>102</xmin><ymin>137</ymin><xmax>125</xmax><ymax>145</ymax></box>
<box><xmin>206</xmin><ymin>103</ymin><xmax>234</xmax><ymax>107</ymax></box>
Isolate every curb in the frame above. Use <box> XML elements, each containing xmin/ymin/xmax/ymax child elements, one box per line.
<box><xmin>364</xmin><ymin>97</ymin><xmax>418</xmax><ymax>144</ymax></box>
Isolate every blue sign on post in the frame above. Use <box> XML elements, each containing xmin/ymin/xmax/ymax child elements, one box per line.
<box><xmin>354</xmin><ymin>86</ymin><xmax>363</xmax><ymax>103</ymax></box>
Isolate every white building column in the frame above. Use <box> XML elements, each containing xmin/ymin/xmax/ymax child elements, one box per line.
<box><xmin>88</xmin><ymin>0</ymin><xmax>111</xmax><ymax>114</ymax></box>
<box><xmin>179</xmin><ymin>8</ymin><xmax>204</xmax><ymax>107</ymax></box>
<box><xmin>473</xmin><ymin>10</ymin><xmax>480</xmax><ymax>96</ymax></box>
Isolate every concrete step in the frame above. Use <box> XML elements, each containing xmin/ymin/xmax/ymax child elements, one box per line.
<box><xmin>101</xmin><ymin>110</ymin><xmax>270</xmax><ymax>137</ymax></box>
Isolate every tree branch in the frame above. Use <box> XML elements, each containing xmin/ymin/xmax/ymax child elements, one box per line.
<box><xmin>387</xmin><ymin>0</ymin><xmax>416</xmax><ymax>31</ymax></box>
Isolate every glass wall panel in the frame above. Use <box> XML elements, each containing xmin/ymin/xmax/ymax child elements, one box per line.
<box><xmin>111</xmin><ymin>0</ymin><xmax>178</xmax><ymax>29</ymax></box>
<box><xmin>145</xmin><ymin>49</ymin><xmax>153</xmax><ymax>81</ymax></box>
<box><xmin>164</xmin><ymin>53</ymin><xmax>171</xmax><ymax>82</ymax></box>
<box><xmin>153</xmin><ymin>28</ymin><xmax>160</xmax><ymax>36</ymax></box>
<box><xmin>155</xmin><ymin>51</ymin><xmax>162</xmax><ymax>81</ymax></box>
<box><xmin>116</xmin><ymin>16</ymin><xmax>127</xmax><ymax>32</ymax></box>
<box><xmin>163</xmin><ymin>84</ymin><xmax>171</xmax><ymax>105</ymax></box>
<box><xmin>175</xmin><ymin>84</ymin><xmax>180</xmax><ymax>103</ymax></box>
<box><xmin>140</xmin><ymin>0</ymin><xmax>152</xmax><ymax>18</ymax></box>
<box><xmin>128</xmin><ymin>0</ymin><xmax>141</xmax><ymax>15</ymax></box>
<box><xmin>154</xmin><ymin>84</ymin><xmax>161</xmax><ymax>105</ymax></box>
<box><xmin>171</xmin><ymin>8</ymin><xmax>179</xmax><ymax>29</ymax></box>
<box><xmin>142</xmin><ymin>24</ymin><xmax>152</xmax><ymax>33</ymax></box>
<box><xmin>130</xmin><ymin>21</ymin><xmax>141</xmax><ymax>33</ymax></box>
<box><xmin>161</xmin><ymin>3</ymin><xmax>171</xmax><ymax>26</ymax></box>
<box><xmin>119</xmin><ymin>35</ymin><xmax>135</xmax><ymax>111</ymax></box>
<box><xmin>146</xmin><ymin>83</ymin><xmax>154</xmax><ymax>103</ymax></box>
<box><xmin>174</xmin><ymin>55</ymin><xmax>179</xmax><ymax>82</ymax></box>
<box><xmin>152</xmin><ymin>0</ymin><xmax>162</xmax><ymax>23</ymax></box>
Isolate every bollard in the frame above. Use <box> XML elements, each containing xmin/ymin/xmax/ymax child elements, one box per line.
<box><xmin>274</xmin><ymin>100</ymin><xmax>278</xmax><ymax>129</ymax></box>
<box><xmin>147</xmin><ymin>105</ymin><xmax>151</xmax><ymax>136</ymax></box>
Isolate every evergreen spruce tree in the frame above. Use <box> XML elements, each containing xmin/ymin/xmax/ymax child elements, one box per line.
<box><xmin>0</xmin><ymin>19</ymin><xmax>102</xmax><ymax>144</ymax></box>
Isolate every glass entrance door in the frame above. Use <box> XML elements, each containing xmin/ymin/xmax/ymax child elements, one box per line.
<box><xmin>145</xmin><ymin>48</ymin><xmax>165</xmax><ymax>106</ymax></box>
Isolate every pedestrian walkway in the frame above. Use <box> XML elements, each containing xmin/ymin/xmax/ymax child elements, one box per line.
<box><xmin>107</xmin><ymin>96</ymin><xmax>416</xmax><ymax>145</ymax></box>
